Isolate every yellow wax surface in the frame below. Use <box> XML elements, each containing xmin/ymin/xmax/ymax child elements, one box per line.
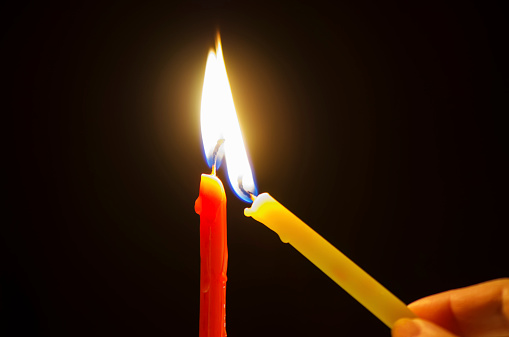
<box><xmin>245</xmin><ymin>193</ymin><xmax>416</xmax><ymax>328</ymax></box>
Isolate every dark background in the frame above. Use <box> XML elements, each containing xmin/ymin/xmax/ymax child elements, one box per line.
<box><xmin>3</xmin><ymin>1</ymin><xmax>507</xmax><ymax>336</ymax></box>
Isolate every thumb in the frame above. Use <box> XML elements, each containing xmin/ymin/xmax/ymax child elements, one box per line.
<box><xmin>392</xmin><ymin>318</ymin><xmax>460</xmax><ymax>337</ymax></box>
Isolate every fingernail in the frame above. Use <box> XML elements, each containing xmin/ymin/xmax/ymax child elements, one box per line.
<box><xmin>393</xmin><ymin>318</ymin><xmax>421</xmax><ymax>337</ymax></box>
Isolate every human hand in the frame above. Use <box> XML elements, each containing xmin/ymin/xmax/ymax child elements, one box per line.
<box><xmin>392</xmin><ymin>278</ymin><xmax>509</xmax><ymax>337</ymax></box>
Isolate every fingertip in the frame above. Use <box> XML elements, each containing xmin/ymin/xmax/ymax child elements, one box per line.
<box><xmin>392</xmin><ymin>318</ymin><xmax>460</xmax><ymax>337</ymax></box>
<box><xmin>394</xmin><ymin>319</ymin><xmax>459</xmax><ymax>337</ymax></box>
<box><xmin>392</xmin><ymin>318</ymin><xmax>420</xmax><ymax>337</ymax></box>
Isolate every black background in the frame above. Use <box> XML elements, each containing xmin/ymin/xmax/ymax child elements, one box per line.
<box><xmin>3</xmin><ymin>1</ymin><xmax>507</xmax><ymax>336</ymax></box>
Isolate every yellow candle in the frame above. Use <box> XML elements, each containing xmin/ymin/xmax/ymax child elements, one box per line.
<box><xmin>245</xmin><ymin>193</ymin><xmax>416</xmax><ymax>328</ymax></box>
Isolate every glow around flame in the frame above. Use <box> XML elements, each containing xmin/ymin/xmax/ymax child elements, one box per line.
<box><xmin>200</xmin><ymin>34</ymin><xmax>257</xmax><ymax>202</ymax></box>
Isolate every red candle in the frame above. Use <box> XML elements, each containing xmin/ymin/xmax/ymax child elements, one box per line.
<box><xmin>197</xmin><ymin>32</ymin><xmax>236</xmax><ymax>337</ymax></box>
<box><xmin>195</xmin><ymin>173</ymin><xmax>228</xmax><ymax>337</ymax></box>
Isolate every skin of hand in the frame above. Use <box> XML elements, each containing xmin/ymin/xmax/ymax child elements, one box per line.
<box><xmin>392</xmin><ymin>278</ymin><xmax>509</xmax><ymax>337</ymax></box>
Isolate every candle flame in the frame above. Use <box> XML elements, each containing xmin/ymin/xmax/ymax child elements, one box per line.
<box><xmin>200</xmin><ymin>33</ymin><xmax>257</xmax><ymax>203</ymax></box>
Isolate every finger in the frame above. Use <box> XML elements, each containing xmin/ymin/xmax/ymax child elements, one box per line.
<box><xmin>408</xmin><ymin>278</ymin><xmax>509</xmax><ymax>337</ymax></box>
<box><xmin>392</xmin><ymin>318</ymin><xmax>459</xmax><ymax>337</ymax></box>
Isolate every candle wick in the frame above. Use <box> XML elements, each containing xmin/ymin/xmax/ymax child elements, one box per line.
<box><xmin>211</xmin><ymin>139</ymin><xmax>225</xmax><ymax>176</ymax></box>
<box><xmin>238</xmin><ymin>177</ymin><xmax>257</xmax><ymax>202</ymax></box>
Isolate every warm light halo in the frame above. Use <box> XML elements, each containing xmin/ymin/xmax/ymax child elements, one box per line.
<box><xmin>200</xmin><ymin>34</ymin><xmax>257</xmax><ymax>203</ymax></box>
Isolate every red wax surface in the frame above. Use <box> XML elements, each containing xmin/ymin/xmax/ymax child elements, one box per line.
<box><xmin>195</xmin><ymin>174</ymin><xmax>228</xmax><ymax>337</ymax></box>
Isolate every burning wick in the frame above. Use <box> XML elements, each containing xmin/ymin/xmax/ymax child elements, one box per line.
<box><xmin>238</xmin><ymin>177</ymin><xmax>256</xmax><ymax>202</ymax></box>
<box><xmin>211</xmin><ymin>139</ymin><xmax>225</xmax><ymax>176</ymax></box>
